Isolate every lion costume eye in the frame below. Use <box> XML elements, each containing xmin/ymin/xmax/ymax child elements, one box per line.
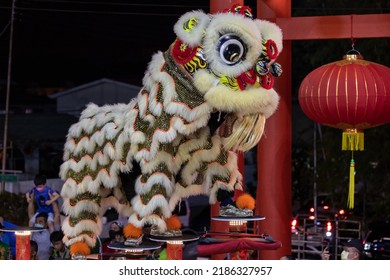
<box><xmin>217</xmin><ymin>33</ymin><xmax>246</xmax><ymax>65</ymax></box>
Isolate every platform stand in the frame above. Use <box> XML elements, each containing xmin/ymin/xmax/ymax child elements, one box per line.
<box><xmin>166</xmin><ymin>240</ymin><xmax>183</xmax><ymax>260</ymax></box>
<box><xmin>15</xmin><ymin>231</ymin><xmax>31</xmax><ymax>260</ymax></box>
<box><xmin>228</xmin><ymin>220</ymin><xmax>248</xmax><ymax>260</ymax></box>
<box><xmin>149</xmin><ymin>233</ymin><xmax>199</xmax><ymax>260</ymax></box>
<box><xmin>106</xmin><ymin>241</ymin><xmax>161</xmax><ymax>260</ymax></box>
<box><xmin>211</xmin><ymin>216</ymin><xmax>266</xmax><ymax>260</ymax></box>
<box><xmin>0</xmin><ymin>227</ymin><xmax>44</xmax><ymax>260</ymax></box>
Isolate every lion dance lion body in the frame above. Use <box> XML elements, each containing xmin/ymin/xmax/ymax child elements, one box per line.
<box><xmin>60</xmin><ymin>5</ymin><xmax>283</xmax><ymax>256</ymax></box>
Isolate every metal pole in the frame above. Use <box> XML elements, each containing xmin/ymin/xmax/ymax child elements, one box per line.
<box><xmin>1</xmin><ymin>0</ymin><xmax>16</xmax><ymax>193</ymax></box>
<box><xmin>313</xmin><ymin>122</ymin><xmax>318</xmax><ymax>228</ymax></box>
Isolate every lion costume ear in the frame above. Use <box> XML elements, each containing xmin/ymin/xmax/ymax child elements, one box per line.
<box><xmin>254</xmin><ymin>19</ymin><xmax>283</xmax><ymax>54</ymax></box>
<box><xmin>173</xmin><ymin>10</ymin><xmax>211</xmax><ymax>47</ymax></box>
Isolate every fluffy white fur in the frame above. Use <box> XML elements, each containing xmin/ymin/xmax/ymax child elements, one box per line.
<box><xmin>202</xmin><ymin>13</ymin><xmax>262</xmax><ymax>77</ymax></box>
<box><xmin>254</xmin><ymin>19</ymin><xmax>283</xmax><ymax>54</ymax></box>
<box><xmin>173</xmin><ymin>10</ymin><xmax>211</xmax><ymax>47</ymax></box>
<box><xmin>204</xmin><ymin>84</ymin><xmax>280</xmax><ymax>117</ymax></box>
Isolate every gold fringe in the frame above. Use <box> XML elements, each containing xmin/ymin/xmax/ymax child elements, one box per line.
<box><xmin>342</xmin><ymin>129</ymin><xmax>364</xmax><ymax>151</ymax></box>
<box><xmin>348</xmin><ymin>159</ymin><xmax>355</xmax><ymax>209</ymax></box>
<box><xmin>223</xmin><ymin>114</ymin><xmax>265</xmax><ymax>152</ymax></box>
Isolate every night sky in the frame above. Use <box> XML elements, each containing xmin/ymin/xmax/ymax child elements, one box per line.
<box><xmin>0</xmin><ymin>0</ymin><xmax>217</xmax><ymax>89</ymax></box>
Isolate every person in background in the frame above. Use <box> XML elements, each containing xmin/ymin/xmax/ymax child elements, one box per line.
<box><xmin>0</xmin><ymin>216</ymin><xmax>16</xmax><ymax>258</ymax></box>
<box><xmin>49</xmin><ymin>230</ymin><xmax>70</xmax><ymax>260</ymax></box>
<box><xmin>26</xmin><ymin>174</ymin><xmax>60</xmax><ymax>233</ymax></box>
<box><xmin>280</xmin><ymin>255</ymin><xmax>296</xmax><ymax>260</ymax></box>
<box><xmin>0</xmin><ymin>219</ymin><xmax>11</xmax><ymax>260</ymax></box>
<box><xmin>30</xmin><ymin>212</ymin><xmax>52</xmax><ymax>260</ymax></box>
<box><xmin>322</xmin><ymin>238</ymin><xmax>363</xmax><ymax>260</ymax></box>
<box><xmin>102</xmin><ymin>220</ymin><xmax>125</xmax><ymax>259</ymax></box>
<box><xmin>30</xmin><ymin>240</ymin><xmax>38</xmax><ymax>260</ymax></box>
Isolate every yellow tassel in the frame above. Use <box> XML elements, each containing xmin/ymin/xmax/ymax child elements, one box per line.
<box><xmin>348</xmin><ymin>159</ymin><xmax>355</xmax><ymax>209</ymax></box>
<box><xmin>342</xmin><ymin>129</ymin><xmax>364</xmax><ymax>151</ymax></box>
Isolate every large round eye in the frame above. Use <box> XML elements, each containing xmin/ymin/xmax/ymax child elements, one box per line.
<box><xmin>217</xmin><ymin>33</ymin><xmax>246</xmax><ymax>65</ymax></box>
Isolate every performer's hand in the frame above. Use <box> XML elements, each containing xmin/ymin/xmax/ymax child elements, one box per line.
<box><xmin>46</xmin><ymin>193</ymin><xmax>53</xmax><ymax>205</ymax></box>
<box><xmin>321</xmin><ymin>247</ymin><xmax>330</xmax><ymax>260</ymax></box>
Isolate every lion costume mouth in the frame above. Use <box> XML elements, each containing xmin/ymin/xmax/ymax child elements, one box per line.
<box><xmin>222</xmin><ymin>113</ymin><xmax>266</xmax><ymax>152</ymax></box>
<box><xmin>208</xmin><ymin>112</ymin><xmax>266</xmax><ymax>152</ymax></box>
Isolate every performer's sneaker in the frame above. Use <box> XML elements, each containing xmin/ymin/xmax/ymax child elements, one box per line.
<box><xmin>219</xmin><ymin>204</ymin><xmax>253</xmax><ymax>217</ymax></box>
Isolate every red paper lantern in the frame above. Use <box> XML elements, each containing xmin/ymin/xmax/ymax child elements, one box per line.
<box><xmin>298</xmin><ymin>53</ymin><xmax>390</xmax><ymax>208</ymax></box>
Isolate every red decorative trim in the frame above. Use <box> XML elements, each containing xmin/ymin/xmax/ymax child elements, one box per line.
<box><xmin>265</xmin><ymin>40</ymin><xmax>278</xmax><ymax>60</ymax></box>
<box><xmin>236</xmin><ymin>70</ymin><xmax>257</xmax><ymax>90</ymax></box>
<box><xmin>171</xmin><ymin>39</ymin><xmax>198</xmax><ymax>64</ymax></box>
<box><xmin>261</xmin><ymin>73</ymin><xmax>274</xmax><ymax>89</ymax></box>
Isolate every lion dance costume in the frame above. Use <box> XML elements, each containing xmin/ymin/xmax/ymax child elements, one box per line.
<box><xmin>60</xmin><ymin>5</ymin><xmax>283</xmax><ymax>257</ymax></box>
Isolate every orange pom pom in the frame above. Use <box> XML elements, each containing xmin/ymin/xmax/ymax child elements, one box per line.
<box><xmin>236</xmin><ymin>193</ymin><xmax>255</xmax><ymax>210</ymax></box>
<box><xmin>123</xmin><ymin>223</ymin><xmax>143</xmax><ymax>238</ymax></box>
<box><xmin>70</xmin><ymin>241</ymin><xmax>90</xmax><ymax>256</ymax></box>
<box><xmin>166</xmin><ymin>215</ymin><xmax>181</xmax><ymax>231</ymax></box>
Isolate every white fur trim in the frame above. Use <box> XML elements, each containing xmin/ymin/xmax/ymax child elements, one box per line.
<box><xmin>135</xmin><ymin>172</ymin><xmax>174</xmax><ymax>196</ymax></box>
<box><xmin>140</xmin><ymin>151</ymin><xmax>179</xmax><ymax>175</ymax></box>
<box><xmin>255</xmin><ymin>19</ymin><xmax>283</xmax><ymax>54</ymax></box>
<box><xmin>204</xmin><ymin>85</ymin><xmax>279</xmax><ymax>117</ymax></box>
<box><xmin>174</xmin><ymin>10</ymin><xmax>211</xmax><ymax>47</ymax></box>
<box><xmin>62</xmin><ymin>198</ymin><xmax>100</xmax><ymax>217</ymax></box>
<box><xmin>168</xmin><ymin>183</ymin><xmax>205</xmax><ymax>210</ymax></box>
<box><xmin>128</xmin><ymin>213</ymin><xmax>167</xmax><ymax>232</ymax></box>
<box><xmin>193</xmin><ymin>69</ymin><xmax>218</xmax><ymax>94</ymax></box>
<box><xmin>131</xmin><ymin>194</ymin><xmax>171</xmax><ymax>218</ymax></box>
<box><xmin>62</xmin><ymin>216</ymin><xmax>102</xmax><ymax>247</ymax></box>
<box><xmin>100</xmin><ymin>196</ymin><xmax>133</xmax><ymax>218</ymax></box>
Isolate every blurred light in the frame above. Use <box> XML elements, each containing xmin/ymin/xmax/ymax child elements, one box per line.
<box><xmin>323</xmin><ymin>205</ymin><xmax>329</xmax><ymax>210</ymax></box>
<box><xmin>309</xmin><ymin>215</ymin><xmax>315</xmax><ymax>220</ymax></box>
<box><xmin>292</xmin><ymin>219</ymin><xmax>297</xmax><ymax>227</ymax></box>
<box><xmin>339</xmin><ymin>209</ymin><xmax>345</xmax><ymax>215</ymax></box>
<box><xmin>310</xmin><ymin>207</ymin><xmax>314</xmax><ymax>213</ymax></box>
<box><xmin>326</xmin><ymin>221</ymin><xmax>332</xmax><ymax>232</ymax></box>
<box><xmin>291</xmin><ymin>219</ymin><xmax>297</xmax><ymax>231</ymax></box>
<box><xmin>326</xmin><ymin>231</ymin><xmax>332</xmax><ymax>237</ymax></box>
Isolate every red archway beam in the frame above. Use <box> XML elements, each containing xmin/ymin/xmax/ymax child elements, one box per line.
<box><xmin>276</xmin><ymin>14</ymin><xmax>390</xmax><ymax>40</ymax></box>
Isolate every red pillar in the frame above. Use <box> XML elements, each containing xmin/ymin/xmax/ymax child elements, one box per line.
<box><xmin>210</xmin><ymin>0</ymin><xmax>242</xmax><ymax>13</ymax></box>
<box><xmin>256</xmin><ymin>0</ymin><xmax>292</xmax><ymax>260</ymax></box>
<box><xmin>209</xmin><ymin>0</ymin><xmax>244</xmax><ymax>260</ymax></box>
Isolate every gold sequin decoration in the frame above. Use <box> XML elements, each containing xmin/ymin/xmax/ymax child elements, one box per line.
<box><xmin>211</xmin><ymin>174</ymin><xmax>231</xmax><ymax>185</ymax></box>
<box><xmin>69</xmin><ymin>192</ymin><xmax>101</xmax><ymax>206</ymax></box>
<box><xmin>140</xmin><ymin>185</ymin><xmax>167</xmax><ymax>204</ymax></box>
<box><xmin>69</xmin><ymin>211</ymin><xmax>97</xmax><ymax>227</ymax></box>
<box><xmin>141</xmin><ymin>163</ymin><xmax>172</xmax><ymax>182</ymax></box>
<box><xmin>67</xmin><ymin>162</ymin><xmax>114</xmax><ymax>184</ymax></box>
<box><xmin>163</xmin><ymin>50</ymin><xmax>206</xmax><ymax>109</ymax></box>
